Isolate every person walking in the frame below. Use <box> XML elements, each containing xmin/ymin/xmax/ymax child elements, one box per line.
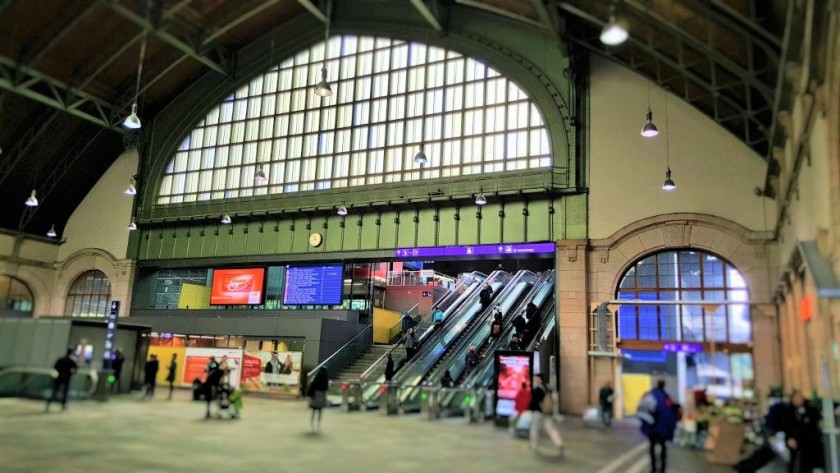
<box><xmin>638</xmin><ymin>379</ymin><xmax>678</xmax><ymax>473</ymax></box>
<box><xmin>45</xmin><ymin>348</ymin><xmax>78</xmax><ymax>412</ymax></box>
<box><xmin>479</xmin><ymin>284</ymin><xmax>493</xmax><ymax>312</ymax></box>
<box><xmin>202</xmin><ymin>365</ymin><xmax>224</xmax><ymax>419</ymax></box>
<box><xmin>528</xmin><ymin>374</ymin><xmax>564</xmax><ymax>454</ymax></box>
<box><xmin>143</xmin><ymin>354</ymin><xmax>160</xmax><ymax>399</ymax></box>
<box><xmin>111</xmin><ymin>348</ymin><xmax>125</xmax><ymax>393</ymax></box>
<box><xmin>465</xmin><ymin>346</ymin><xmax>481</xmax><ymax>375</ymax></box>
<box><xmin>784</xmin><ymin>391</ymin><xmax>824</xmax><ymax>473</ymax></box>
<box><xmin>307</xmin><ymin>367</ymin><xmax>329</xmax><ymax>432</ymax></box>
<box><xmin>440</xmin><ymin>369</ymin><xmax>454</xmax><ymax>388</ymax></box>
<box><xmin>598</xmin><ymin>381</ymin><xmax>615</xmax><ymax>428</ymax></box>
<box><xmin>384</xmin><ymin>353</ymin><xmax>395</xmax><ymax>382</ymax></box>
<box><xmin>166</xmin><ymin>353</ymin><xmax>178</xmax><ymax>400</ymax></box>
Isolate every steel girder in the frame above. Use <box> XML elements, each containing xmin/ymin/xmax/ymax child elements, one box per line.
<box><xmin>205</xmin><ymin>0</ymin><xmax>285</xmax><ymax>44</ymax></box>
<box><xmin>0</xmin><ymin>56</ymin><xmax>123</xmax><ymax>129</ymax></box>
<box><xmin>297</xmin><ymin>0</ymin><xmax>327</xmax><ymax>23</ymax></box>
<box><xmin>0</xmin><ymin>112</ymin><xmax>62</xmax><ymax>189</ymax></box>
<box><xmin>97</xmin><ymin>0</ymin><xmax>232</xmax><ymax>77</ymax></box>
<box><xmin>410</xmin><ymin>0</ymin><xmax>444</xmax><ymax>31</ymax></box>
<box><xmin>558</xmin><ymin>3</ymin><xmax>777</xmax><ymax>159</ymax></box>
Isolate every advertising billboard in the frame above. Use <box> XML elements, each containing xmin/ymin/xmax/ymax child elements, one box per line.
<box><xmin>210</xmin><ymin>268</ymin><xmax>266</xmax><ymax>305</ymax></box>
<box><xmin>240</xmin><ymin>350</ymin><xmax>303</xmax><ymax>396</ymax></box>
<box><xmin>182</xmin><ymin>348</ymin><xmax>244</xmax><ymax>387</ymax></box>
<box><xmin>494</xmin><ymin>350</ymin><xmax>533</xmax><ymax>418</ymax></box>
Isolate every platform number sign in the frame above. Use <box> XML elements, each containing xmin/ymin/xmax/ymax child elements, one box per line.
<box><xmin>103</xmin><ymin>301</ymin><xmax>120</xmax><ymax>369</ymax></box>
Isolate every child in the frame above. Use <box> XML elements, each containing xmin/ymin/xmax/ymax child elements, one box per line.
<box><xmin>229</xmin><ymin>386</ymin><xmax>243</xmax><ymax>419</ymax></box>
<box><xmin>217</xmin><ymin>382</ymin><xmax>234</xmax><ymax>419</ymax></box>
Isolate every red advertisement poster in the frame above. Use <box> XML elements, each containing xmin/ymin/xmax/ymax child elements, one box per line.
<box><xmin>240</xmin><ymin>350</ymin><xmax>302</xmax><ymax>396</ymax></box>
<box><xmin>182</xmin><ymin>348</ymin><xmax>243</xmax><ymax>387</ymax></box>
<box><xmin>210</xmin><ymin>268</ymin><xmax>265</xmax><ymax>305</ymax></box>
<box><xmin>495</xmin><ymin>352</ymin><xmax>532</xmax><ymax>417</ymax></box>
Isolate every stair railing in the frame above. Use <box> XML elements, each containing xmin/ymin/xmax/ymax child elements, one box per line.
<box><xmin>305</xmin><ymin>325</ymin><xmax>372</xmax><ymax>390</ymax></box>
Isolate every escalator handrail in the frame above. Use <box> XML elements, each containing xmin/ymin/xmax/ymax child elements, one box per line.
<box><xmin>360</xmin><ymin>271</ymin><xmax>503</xmax><ymax>405</ymax></box>
<box><xmin>357</xmin><ymin>271</ymin><xmax>486</xmax><ymax>385</ymax></box>
<box><xmin>426</xmin><ymin>270</ymin><xmax>545</xmax><ymax>390</ymax></box>
<box><xmin>397</xmin><ymin>270</ymin><xmax>534</xmax><ymax>403</ymax></box>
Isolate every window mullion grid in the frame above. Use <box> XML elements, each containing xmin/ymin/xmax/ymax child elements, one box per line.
<box><xmin>382</xmin><ymin>40</ymin><xmax>394</xmax><ymax>182</ymax></box>
<box><xmin>364</xmin><ymin>43</ymin><xmax>377</xmax><ymax>185</ymax></box>
<box><xmin>502</xmin><ymin>78</ymin><xmax>509</xmax><ymax>171</ymax></box>
<box><xmin>437</xmin><ymin>56</ymin><xmax>448</xmax><ymax>178</ymax></box>
<box><xmin>458</xmin><ymin>59</ymin><xmax>467</xmax><ymax>176</ymax></box>
<box><xmin>482</xmin><ymin>63</ymin><xmax>490</xmax><ymax>173</ymax></box>
<box><xmin>400</xmin><ymin>44</ymin><xmax>411</xmax><ymax>182</ymax></box>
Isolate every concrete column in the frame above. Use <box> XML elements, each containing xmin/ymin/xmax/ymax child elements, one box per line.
<box><xmin>556</xmin><ymin>240</ymin><xmax>589</xmax><ymax>414</ymax></box>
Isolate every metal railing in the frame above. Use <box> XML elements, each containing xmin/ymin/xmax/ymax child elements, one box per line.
<box><xmin>386</xmin><ymin>270</ymin><xmax>455</xmax><ymax>287</ymax></box>
<box><xmin>385</xmin><ymin>303</ymin><xmax>419</xmax><ymax>345</ymax></box>
<box><xmin>305</xmin><ymin>325</ymin><xmax>372</xmax><ymax>389</ymax></box>
<box><xmin>0</xmin><ymin>366</ymin><xmax>100</xmax><ymax>400</ymax></box>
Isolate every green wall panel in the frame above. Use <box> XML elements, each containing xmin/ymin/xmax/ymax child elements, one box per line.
<box><xmin>462</xmin><ymin>209</ymin><xmax>480</xmax><ymax>244</ymax></box>
<box><xmin>343</xmin><ymin>216</ymin><xmax>362</xmax><ymax>251</ymax></box>
<box><xmin>148</xmin><ymin>231</ymin><xmax>164</xmax><ymax>260</ymax></box>
<box><xmin>274</xmin><ymin>221</ymin><xmax>292</xmax><ymax>254</ymax></box>
<box><xmin>379</xmin><ymin>210</ymin><xmax>398</xmax><ymax>250</ymax></box>
<box><xmin>323</xmin><ymin>218</ymin><xmax>341</xmax><ymax>253</ymax></box>
<box><xmin>360</xmin><ymin>214</ymin><xmax>379</xmax><ymax>250</ymax></box>
<box><xmin>396</xmin><ymin>210</ymin><xmax>414</xmax><ymax>249</ymax></box>
<box><xmin>528</xmin><ymin>200</ymin><xmax>550</xmax><ymax>242</ymax></box>
<box><xmin>438</xmin><ymin>207</ymin><xmax>458</xmax><ymax>246</ymax></box>
<box><xmin>244</xmin><ymin>224</ymin><xmax>262</xmax><ymax>255</ymax></box>
<box><xmin>417</xmin><ymin>208</ymin><xmax>437</xmax><ymax>247</ymax></box>
<box><xmin>138</xmin><ymin>232</ymin><xmax>151</xmax><ymax>260</ymax></box>
<box><xmin>505</xmin><ymin>203</ymin><xmax>526</xmax><ymax>243</ymax></box>
<box><xmin>293</xmin><ymin>219</ymin><xmax>309</xmax><ymax>253</ymax></box>
<box><xmin>185</xmin><ymin>225</ymin><xmax>203</xmax><ymax>258</ymax></box>
<box><xmin>482</xmin><ymin>203</ymin><xmax>502</xmax><ymax>244</ymax></box>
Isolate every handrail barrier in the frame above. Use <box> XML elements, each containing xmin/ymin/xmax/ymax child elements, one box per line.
<box><xmin>305</xmin><ymin>325</ymin><xmax>372</xmax><ymax>391</ymax></box>
<box><xmin>0</xmin><ymin>366</ymin><xmax>99</xmax><ymax>400</ymax></box>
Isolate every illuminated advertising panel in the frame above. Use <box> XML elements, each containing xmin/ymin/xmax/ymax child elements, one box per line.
<box><xmin>494</xmin><ymin>350</ymin><xmax>533</xmax><ymax>418</ymax></box>
<box><xmin>210</xmin><ymin>268</ymin><xmax>266</xmax><ymax>305</ymax></box>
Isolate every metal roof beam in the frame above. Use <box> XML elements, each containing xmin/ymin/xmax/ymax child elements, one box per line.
<box><xmin>455</xmin><ymin>0</ymin><xmax>545</xmax><ymax>28</ymax></box>
<box><xmin>676</xmin><ymin>0</ymin><xmax>781</xmax><ymax>55</ymax></box>
<box><xmin>410</xmin><ymin>0</ymin><xmax>443</xmax><ymax>31</ymax></box>
<box><xmin>97</xmin><ymin>0</ymin><xmax>231</xmax><ymax>77</ymax></box>
<box><xmin>75</xmin><ymin>33</ymin><xmax>145</xmax><ymax>92</ymax></box>
<box><xmin>622</xmin><ymin>0</ymin><xmax>774</xmax><ymax>105</ymax></box>
<box><xmin>529</xmin><ymin>0</ymin><xmax>555</xmax><ymax>29</ymax></box>
<box><xmin>0</xmin><ymin>112</ymin><xmax>62</xmax><ymax>189</ymax></box>
<box><xmin>0</xmin><ymin>56</ymin><xmax>121</xmax><ymax>129</ymax></box>
<box><xmin>204</xmin><ymin>0</ymin><xmax>283</xmax><ymax>45</ymax></box>
<box><xmin>297</xmin><ymin>0</ymin><xmax>327</xmax><ymax>23</ymax></box>
<box><xmin>23</xmin><ymin>2</ymin><xmax>100</xmax><ymax>68</ymax></box>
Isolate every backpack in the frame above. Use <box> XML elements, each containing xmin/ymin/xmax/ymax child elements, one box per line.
<box><xmin>636</xmin><ymin>392</ymin><xmax>658</xmax><ymax>425</ymax></box>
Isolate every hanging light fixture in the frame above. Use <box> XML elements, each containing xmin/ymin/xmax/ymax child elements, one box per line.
<box><xmin>124</xmin><ymin>177</ymin><xmax>138</xmax><ymax>195</ymax></box>
<box><xmin>337</xmin><ymin>205</ymin><xmax>348</xmax><ymax>216</ymax></box>
<box><xmin>661</xmin><ymin>95</ymin><xmax>676</xmax><ymax>191</ymax></box>
<box><xmin>414</xmin><ymin>146</ymin><xmax>428</xmax><ymax>165</ymax></box>
<box><xmin>641</xmin><ymin>108</ymin><xmax>659</xmax><ymax>137</ymax></box>
<box><xmin>600</xmin><ymin>4</ymin><xmax>629</xmax><ymax>46</ymax></box>
<box><xmin>124</xmin><ymin>5</ymin><xmax>149</xmax><ymax>129</ymax></box>
<box><xmin>475</xmin><ymin>189</ymin><xmax>487</xmax><ymax>206</ymax></box>
<box><xmin>313</xmin><ymin>0</ymin><xmax>333</xmax><ymax>97</ymax></box>
<box><xmin>128</xmin><ymin>218</ymin><xmax>138</xmax><ymax>231</ymax></box>
<box><xmin>25</xmin><ymin>189</ymin><xmax>38</xmax><ymax>207</ymax></box>
<box><xmin>46</xmin><ymin>224</ymin><xmax>57</xmax><ymax>238</ymax></box>
<box><xmin>254</xmin><ymin>165</ymin><xmax>267</xmax><ymax>182</ymax></box>
<box><xmin>221</xmin><ymin>214</ymin><xmax>232</xmax><ymax>224</ymax></box>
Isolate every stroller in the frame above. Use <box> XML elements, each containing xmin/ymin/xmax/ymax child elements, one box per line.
<box><xmin>216</xmin><ymin>382</ymin><xmax>242</xmax><ymax>419</ymax></box>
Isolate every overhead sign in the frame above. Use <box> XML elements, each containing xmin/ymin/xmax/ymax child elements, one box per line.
<box><xmin>394</xmin><ymin>242</ymin><xmax>555</xmax><ymax>258</ymax></box>
<box><xmin>662</xmin><ymin>343</ymin><xmax>703</xmax><ymax>354</ymax></box>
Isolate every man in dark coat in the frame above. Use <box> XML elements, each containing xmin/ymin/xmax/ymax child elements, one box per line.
<box><xmin>143</xmin><ymin>354</ymin><xmax>159</xmax><ymax>399</ymax></box>
<box><xmin>384</xmin><ymin>353</ymin><xmax>395</xmax><ymax>382</ymax></box>
<box><xmin>111</xmin><ymin>349</ymin><xmax>125</xmax><ymax>393</ymax></box>
<box><xmin>784</xmin><ymin>391</ymin><xmax>824</xmax><ymax>473</ymax></box>
<box><xmin>598</xmin><ymin>381</ymin><xmax>615</xmax><ymax>427</ymax></box>
<box><xmin>479</xmin><ymin>285</ymin><xmax>493</xmax><ymax>312</ymax></box>
<box><xmin>639</xmin><ymin>379</ymin><xmax>678</xmax><ymax>473</ymax></box>
<box><xmin>46</xmin><ymin>348</ymin><xmax>78</xmax><ymax>412</ymax></box>
<box><xmin>511</xmin><ymin>312</ymin><xmax>527</xmax><ymax>337</ymax></box>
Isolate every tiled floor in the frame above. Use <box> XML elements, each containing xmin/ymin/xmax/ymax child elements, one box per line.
<box><xmin>0</xmin><ymin>391</ymin><xmax>785</xmax><ymax>473</ymax></box>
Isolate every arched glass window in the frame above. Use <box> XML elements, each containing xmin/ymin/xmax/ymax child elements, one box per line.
<box><xmin>157</xmin><ymin>35</ymin><xmax>551</xmax><ymax>204</ymax></box>
<box><xmin>0</xmin><ymin>275</ymin><xmax>34</xmax><ymax>315</ymax></box>
<box><xmin>65</xmin><ymin>270</ymin><xmax>111</xmax><ymax>318</ymax></box>
<box><xmin>616</xmin><ymin>250</ymin><xmax>749</xmax><ymax>343</ymax></box>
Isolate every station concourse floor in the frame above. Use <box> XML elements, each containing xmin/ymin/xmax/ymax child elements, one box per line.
<box><xmin>0</xmin><ymin>391</ymin><xmax>785</xmax><ymax>473</ymax></box>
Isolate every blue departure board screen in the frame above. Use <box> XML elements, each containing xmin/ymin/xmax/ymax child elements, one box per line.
<box><xmin>283</xmin><ymin>264</ymin><xmax>344</xmax><ymax>305</ymax></box>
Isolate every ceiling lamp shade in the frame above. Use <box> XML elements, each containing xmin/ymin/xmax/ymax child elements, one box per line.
<box><xmin>124</xmin><ymin>178</ymin><xmax>137</xmax><ymax>195</ymax></box>
<box><xmin>46</xmin><ymin>224</ymin><xmax>57</xmax><ymax>238</ymax></box>
<box><xmin>25</xmin><ymin>189</ymin><xmax>38</xmax><ymax>207</ymax></box>
<box><xmin>662</xmin><ymin>167</ymin><xmax>676</xmax><ymax>191</ymax></box>
<box><xmin>600</xmin><ymin>6</ymin><xmax>629</xmax><ymax>46</ymax></box>
<box><xmin>254</xmin><ymin>166</ymin><xmax>267</xmax><ymax>182</ymax></box>
<box><xmin>475</xmin><ymin>192</ymin><xmax>487</xmax><ymax>206</ymax></box>
<box><xmin>314</xmin><ymin>67</ymin><xmax>333</xmax><ymax>97</ymax></box>
<box><xmin>337</xmin><ymin>205</ymin><xmax>348</xmax><ymax>216</ymax></box>
<box><xmin>123</xmin><ymin>103</ymin><xmax>142</xmax><ymax>129</ymax></box>
<box><xmin>641</xmin><ymin>108</ymin><xmax>659</xmax><ymax>137</ymax></box>
<box><xmin>220</xmin><ymin>214</ymin><xmax>232</xmax><ymax>225</ymax></box>
<box><xmin>414</xmin><ymin>147</ymin><xmax>428</xmax><ymax>165</ymax></box>
<box><xmin>127</xmin><ymin>219</ymin><xmax>138</xmax><ymax>231</ymax></box>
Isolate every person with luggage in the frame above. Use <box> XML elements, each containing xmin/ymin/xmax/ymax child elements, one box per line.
<box><xmin>637</xmin><ymin>379</ymin><xmax>678</xmax><ymax>473</ymax></box>
<box><xmin>529</xmin><ymin>373</ymin><xmax>564</xmax><ymax>454</ymax></box>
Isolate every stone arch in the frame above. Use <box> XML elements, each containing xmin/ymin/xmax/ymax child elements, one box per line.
<box><xmin>56</xmin><ymin>248</ymin><xmax>120</xmax><ymax>309</ymax></box>
<box><xmin>591</xmin><ymin>213</ymin><xmax>774</xmax><ymax>302</ymax></box>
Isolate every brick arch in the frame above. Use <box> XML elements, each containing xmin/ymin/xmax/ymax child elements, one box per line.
<box><xmin>596</xmin><ymin>213</ymin><xmax>773</xmax><ymax>301</ymax></box>
<box><xmin>0</xmin><ymin>271</ymin><xmax>42</xmax><ymax>317</ymax></box>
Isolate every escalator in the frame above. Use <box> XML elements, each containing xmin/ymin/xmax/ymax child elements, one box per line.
<box><xmin>361</xmin><ymin>270</ymin><xmax>511</xmax><ymax>408</ymax></box>
<box><xmin>397</xmin><ymin>270</ymin><xmax>539</xmax><ymax>410</ymax></box>
<box><xmin>439</xmin><ymin>271</ymin><xmax>556</xmax><ymax>414</ymax></box>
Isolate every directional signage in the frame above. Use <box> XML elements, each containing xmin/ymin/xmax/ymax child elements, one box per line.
<box><xmin>103</xmin><ymin>301</ymin><xmax>120</xmax><ymax>369</ymax></box>
<box><xmin>394</xmin><ymin>242</ymin><xmax>555</xmax><ymax>259</ymax></box>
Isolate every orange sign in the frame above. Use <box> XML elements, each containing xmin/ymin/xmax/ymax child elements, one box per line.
<box><xmin>210</xmin><ymin>268</ymin><xmax>265</xmax><ymax>305</ymax></box>
<box><xmin>800</xmin><ymin>294</ymin><xmax>812</xmax><ymax>322</ymax></box>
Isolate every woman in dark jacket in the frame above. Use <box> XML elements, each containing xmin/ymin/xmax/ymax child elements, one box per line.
<box><xmin>784</xmin><ymin>391</ymin><xmax>824</xmax><ymax>473</ymax></box>
<box><xmin>307</xmin><ymin>367</ymin><xmax>329</xmax><ymax>431</ymax></box>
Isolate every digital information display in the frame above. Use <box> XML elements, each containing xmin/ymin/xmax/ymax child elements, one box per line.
<box><xmin>210</xmin><ymin>268</ymin><xmax>266</xmax><ymax>305</ymax></box>
<box><xmin>283</xmin><ymin>264</ymin><xmax>344</xmax><ymax>305</ymax></box>
<box><xmin>394</xmin><ymin>242</ymin><xmax>555</xmax><ymax>259</ymax></box>
<box><xmin>494</xmin><ymin>351</ymin><xmax>533</xmax><ymax>418</ymax></box>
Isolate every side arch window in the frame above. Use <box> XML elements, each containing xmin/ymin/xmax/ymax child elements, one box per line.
<box><xmin>65</xmin><ymin>270</ymin><xmax>111</xmax><ymax>318</ymax></box>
